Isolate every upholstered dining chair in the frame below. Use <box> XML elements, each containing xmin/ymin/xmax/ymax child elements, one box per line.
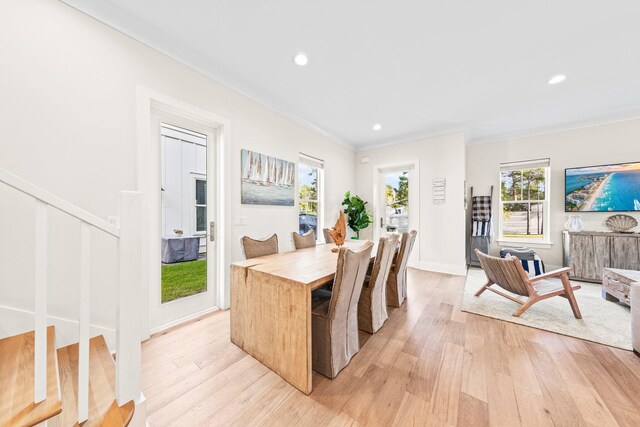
<box><xmin>323</xmin><ymin>228</ymin><xmax>334</xmax><ymax>244</ymax></box>
<box><xmin>311</xmin><ymin>241</ymin><xmax>374</xmax><ymax>378</ymax></box>
<box><xmin>475</xmin><ymin>249</ymin><xmax>582</xmax><ymax>318</ymax></box>
<box><xmin>386</xmin><ymin>230</ymin><xmax>417</xmax><ymax>307</ymax></box>
<box><xmin>292</xmin><ymin>230</ymin><xmax>316</xmax><ymax>250</ymax></box>
<box><xmin>240</xmin><ymin>234</ymin><xmax>278</xmax><ymax>260</ymax></box>
<box><xmin>358</xmin><ymin>234</ymin><xmax>399</xmax><ymax>333</ymax></box>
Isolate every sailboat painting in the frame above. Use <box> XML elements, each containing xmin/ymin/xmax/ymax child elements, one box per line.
<box><xmin>241</xmin><ymin>149</ymin><xmax>295</xmax><ymax>206</ymax></box>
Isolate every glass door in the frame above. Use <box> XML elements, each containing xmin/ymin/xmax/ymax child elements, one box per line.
<box><xmin>382</xmin><ymin>171</ymin><xmax>410</xmax><ymax>234</ymax></box>
<box><xmin>152</xmin><ymin>122</ymin><xmax>217</xmax><ymax>329</ymax></box>
<box><xmin>377</xmin><ymin>165</ymin><xmax>419</xmax><ymax>267</ymax></box>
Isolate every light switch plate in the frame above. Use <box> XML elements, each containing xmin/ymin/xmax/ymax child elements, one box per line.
<box><xmin>107</xmin><ymin>216</ymin><xmax>119</xmax><ymax>228</ymax></box>
<box><xmin>235</xmin><ymin>216</ymin><xmax>247</xmax><ymax>226</ymax></box>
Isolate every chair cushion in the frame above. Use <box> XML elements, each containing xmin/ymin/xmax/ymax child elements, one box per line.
<box><xmin>241</xmin><ymin>234</ymin><xmax>278</xmax><ymax>259</ymax></box>
<box><xmin>499</xmin><ymin>246</ymin><xmax>545</xmax><ymax>277</ymax></box>
<box><xmin>312</xmin><ymin>298</ymin><xmax>330</xmax><ymax>317</ymax></box>
<box><xmin>312</xmin><ymin>287</ymin><xmax>332</xmax><ymax>299</ymax></box>
<box><xmin>361</xmin><ymin>275</ymin><xmax>372</xmax><ymax>288</ymax></box>
<box><xmin>292</xmin><ymin>230</ymin><xmax>316</xmax><ymax>250</ymax></box>
<box><xmin>531</xmin><ymin>278</ymin><xmax>564</xmax><ymax>295</ymax></box>
<box><xmin>311</xmin><ymin>287</ymin><xmax>332</xmax><ymax>317</ymax></box>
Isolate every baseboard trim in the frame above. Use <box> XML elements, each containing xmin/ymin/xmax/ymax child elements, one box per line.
<box><xmin>149</xmin><ymin>306</ymin><xmax>220</xmax><ymax>336</ymax></box>
<box><xmin>415</xmin><ymin>261</ymin><xmax>468</xmax><ymax>276</ymax></box>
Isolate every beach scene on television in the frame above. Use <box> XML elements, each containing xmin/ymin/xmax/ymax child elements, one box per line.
<box><xmin>565</xmin><ymin>162</ymin><xmax>640</xmax><ymax>212</ymax></box>
<box><xmin>241</xmin><ymin>149</ymin><xmax>295</xmax><ymax>206</ymax></box>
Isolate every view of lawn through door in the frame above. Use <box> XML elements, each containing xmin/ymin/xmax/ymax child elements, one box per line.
<box><xmin>384</xmin><ymin>171</ymin><xmax>409</xmax><ymax>233</ymax></box>
<box><xmin>160</xmin><ymin>124</ymin><xmax>208</xmax><ymax>303</ymax></box>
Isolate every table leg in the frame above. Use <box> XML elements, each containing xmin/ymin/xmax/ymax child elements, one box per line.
<box><xmin>230</xmin><ymin>267</ymin><xmax>312</xmax><ymax>394</ymax></box>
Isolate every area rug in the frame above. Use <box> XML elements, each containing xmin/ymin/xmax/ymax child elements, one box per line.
<box><xmin>462</xmin><ymin>268</ymin><xmax>632</xmax><ymax>350</ymax></box>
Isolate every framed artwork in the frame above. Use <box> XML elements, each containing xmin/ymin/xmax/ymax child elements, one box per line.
<box><xmin>565</xmin><ymin>161</ymin><xmax>640</xmax><ymax>212</ymax></box>
<box><xmin>241</xmin><ymin>149</ymin><xmax>295</xmax><ymax>206</ymax></box>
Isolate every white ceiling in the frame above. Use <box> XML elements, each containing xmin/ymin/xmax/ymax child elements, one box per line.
<box><xmin>62</xmin><ymin>0</ymin><xmax>640</xmax><ymax>150</ymax></box>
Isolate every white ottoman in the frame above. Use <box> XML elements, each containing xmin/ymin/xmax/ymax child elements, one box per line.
<box><xmin>632</xmin><ymin>282</ymin><xmax>640</xmax><ymax>356</ymax></box>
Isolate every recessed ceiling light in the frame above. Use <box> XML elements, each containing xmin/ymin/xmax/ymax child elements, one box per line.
<box><xmin>548</xmin><ymin>74</ymin><xmax>567</xmax><ymax>85</ymax></box>
<box><xmin>372</xmin><ymin>123</ymin><xmax>382</xmax><ymax>131</ymax></box>
<box><xmin>293</xmin><ymin>53</ymin><xmax>308</xmax><ymax>67</ymax></box>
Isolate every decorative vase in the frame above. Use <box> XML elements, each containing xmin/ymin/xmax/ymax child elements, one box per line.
<box><xmin>564</xmin><ymin>215</ymin><xmax>584</xmax><ymax>232</ymax></box>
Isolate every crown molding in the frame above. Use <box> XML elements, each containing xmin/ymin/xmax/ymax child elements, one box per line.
<box><xmin>467</xmin><ymin>108</ymin><xmax>640</xmax><ymax>146</ymax></box>
<box><xmin>56</xmin><ymin>1</ymin><xmax>640</xmax><ymax>154</ymax></box>
<box><xmin>59</xmin><ymin>0</ymin><xmax>356</xmax><ymax>151</ymax></box>
<box><xmin>355</xmin><ymin>106</ymin><xmax>640</xmax><ymax>152</ymax></box>
<box><xmin>354</xmin><ymin>126</ymin><xmax>469</xmax><ymax>152</ymax></box>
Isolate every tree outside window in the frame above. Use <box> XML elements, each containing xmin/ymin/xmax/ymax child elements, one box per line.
<box><xmin>500</xmin><ymin>166</ymin><xmax>548</xmax><ymax>240</ymax></box>
<box><xmin>298</xmin><ymin>156</ymin><xmax>323</xmax><ymax>237</ymax></box>
<box><xmin>385</xmin><ymin>171</ymin><xmax>409</xmax><ymax>232</ymax></box>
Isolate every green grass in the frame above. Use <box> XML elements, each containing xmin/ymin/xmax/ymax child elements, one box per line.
<box><xmin>161</xmin><ymin>259</ymin><xmax>207</xmax><ymax>303</ymax></box>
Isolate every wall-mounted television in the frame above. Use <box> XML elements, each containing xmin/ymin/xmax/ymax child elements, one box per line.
<box><xmin>565</xmin><ymin>161</ymin><xmax>640</xmax><ymax>212</ymax></box>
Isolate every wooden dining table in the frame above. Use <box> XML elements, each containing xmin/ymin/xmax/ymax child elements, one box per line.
<box><xmin>230</xmin><ymin>240</ymin><xmax>375</xmax><ymax>395</ymax></box>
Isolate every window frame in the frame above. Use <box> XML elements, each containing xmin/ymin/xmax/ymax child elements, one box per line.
<box><xmin>498</xmin><ymin>161</ymin><xmax>552</xmax><ymax>246</ymax></box>
<box><xmin>194</xmin><ymin>176</ymin><xmax>207</xmax><ymax>235</ymax></box>
<box><xmin>298</xmin><ymin>154</ymin><xmax>324</xmax><ymax>241</ymax></box>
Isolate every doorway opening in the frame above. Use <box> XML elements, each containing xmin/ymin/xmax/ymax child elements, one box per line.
<box><xmin>384</xmin><ymin>171</ymin><xmax>409</xmax><ymax>234</ymax></box>
<box><xmin>148</xmin><ymin>110</ymin><xmax>220</xmax><ymax>333</ymax></box>
<box><xmin>137</xmin><ymin>88</ymin><xmax>229</xmax><ymax>338</ymax></box>
<box><xmin>374</xmin><ymin>161</ymin><xmax>420</xmax><ymax>267</ymax></box>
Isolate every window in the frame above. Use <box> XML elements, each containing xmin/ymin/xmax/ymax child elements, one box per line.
<box><xmin>298</xmin><ymin>154</ymin><xmax>324</xmax><ymax>239</ymax></box>
<box><xmin>499</xmin><ymin>159</ymin><xmax>550</xmax><ymax>243</ymax></box>
<box><xmin>195</xmin><ymin>178</ymin><xmax>206</xmax><ymax>234</ymax></box>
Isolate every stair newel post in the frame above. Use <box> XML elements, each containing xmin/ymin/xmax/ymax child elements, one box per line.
<box><xmin>116</xmin><ymin>191</ymin><xmax>142</xmax><ymax>405</ymax></box>
<box><xmin>77</xmin><ymin>222</ymin><xmax>91</xmax><ymax>423</ymax></box>
<box><xmin>34</xmin><ymin>199</ymin><xmax>48</xmax><ymax>403</ymax></box>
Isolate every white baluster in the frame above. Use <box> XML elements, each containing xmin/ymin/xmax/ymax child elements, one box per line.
<box><xmin>34</xmin><ymin>200</ymin><xmax>47</xmax><ymax>403</ymax></box>
<box><xmin>116</xmin><ymin>191</ymin><xmax>142</xmax><ymax>404</ymax></box>
<box><xmin>77</xmin><ymin>222</ymin><xmax>91</xmax><ymax>422</ymax></box>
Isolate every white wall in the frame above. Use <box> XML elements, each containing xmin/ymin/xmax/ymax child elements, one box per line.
<box><xmin>466</xmin><ymin>118</ymin><xmax>640</xmax><ymax>269</ymax></box>
<box><xmin>356</xmin><ymin>132</ymin><xmax>467</xmax><ymax>275</ymax></box>
<box><xmin>0</xmin><ymin>0</ymin><xmax>355</xmax><ymax>339</ymax></box>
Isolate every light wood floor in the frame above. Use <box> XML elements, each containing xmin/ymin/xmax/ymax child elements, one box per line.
<box><xmin>141</xmin><ymin>269</ymin><xmax>640</xmax><ymax>427</ymax></box>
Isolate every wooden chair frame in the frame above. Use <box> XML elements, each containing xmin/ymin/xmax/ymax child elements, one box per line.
<box><xmin>475</xmin><ymin>249</ymin><xmax>582</xmax><ymax>318</ymax></box>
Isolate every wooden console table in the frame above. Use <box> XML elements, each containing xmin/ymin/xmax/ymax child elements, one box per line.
<box><xmin>562</xmin><ymin>230</ymin><xmax>640</xmax><ymax>283</ymax></box>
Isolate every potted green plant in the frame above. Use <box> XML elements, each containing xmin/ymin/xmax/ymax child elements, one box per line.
<box><xmin>342</xmin><ymin>191</ymin><xmax>373</xmax><ymax>239</ymax></box>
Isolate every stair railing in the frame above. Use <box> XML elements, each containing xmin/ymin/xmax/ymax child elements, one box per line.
<box><xmin>0</xmin><ymin>169</ymin><xmax>142</xmax><ymax>424</ymax></box>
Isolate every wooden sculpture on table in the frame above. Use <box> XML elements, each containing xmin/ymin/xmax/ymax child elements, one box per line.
<box><xmin>328</xmin><ymin>212</ymin><xmax>347</xmax><ymax>252</ymax></box>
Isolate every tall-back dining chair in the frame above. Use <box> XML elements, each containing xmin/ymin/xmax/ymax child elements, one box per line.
<box><xmin>311</xmin><ymin>241</ymin><xmax>374</xmax><ymax>378</ymax></box>
<box><xmin>240</xmin><ymin>234</ymin><xmax>278</xmax><ymax>260</ymax></box>
<box><xmin>386</xmin><ymin>230</ymin><xmax>417</xmax><ymax>307</ymax></box>
<box><xmin>323</xmin><ymin>228</ymin><xmax>334</xmax><ymax>244</ymax></box>
<box><xmin>358</xmin><ymin>234</ymin><xmax>399</xmax><ymax>333</ymax></box>
<box><xmin>475</xmin><ymin>250</ymin><xmax>582</xmax><ymax>318</ymax></box>
<box><xmin>292</xmin><ymin>230</ymin><xmax>316</xmax><ymax>250</ymax></box>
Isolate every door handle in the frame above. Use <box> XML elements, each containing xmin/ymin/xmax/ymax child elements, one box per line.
<box><xmin>380</xmin><ymin>217</ymin><xmax>383</xmax><ymax>228</ymax></box>
<box><xmin>210</xmin><ymin>221</ymin><xmax>215</xmax><ymax>242</ymax></box>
